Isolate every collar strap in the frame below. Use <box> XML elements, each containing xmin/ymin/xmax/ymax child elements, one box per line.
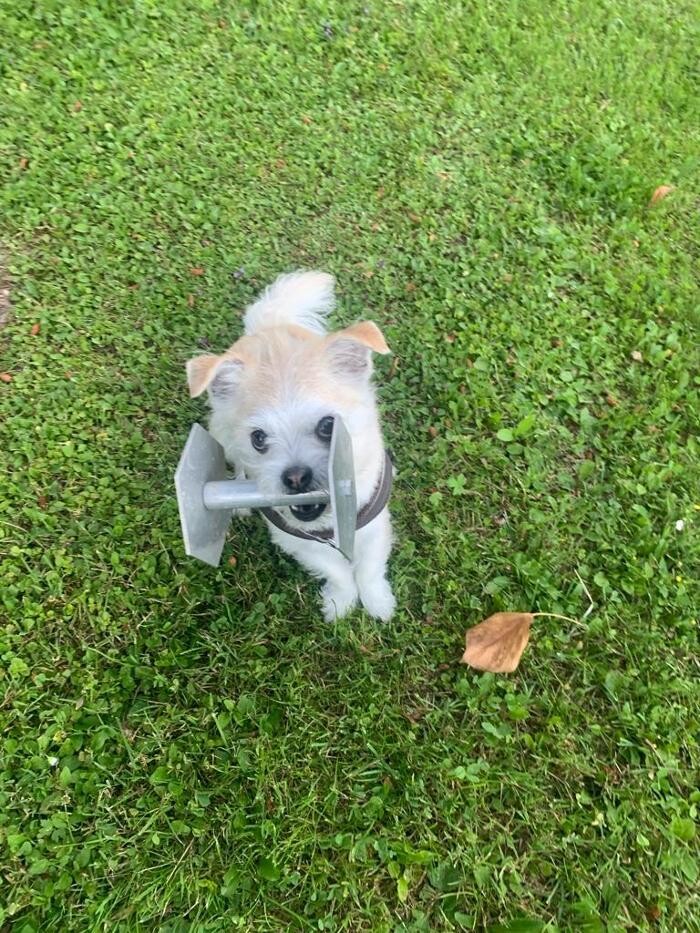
<box><xmin>260</xmin><ymin>449</ymin><xmax>393</xmax><ymax>546</ymax></box>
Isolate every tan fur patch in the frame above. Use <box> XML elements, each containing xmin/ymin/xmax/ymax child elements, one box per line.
<box><xmin>231</xmin><ymin>326</ymin><xmax>368</xmax><ymax>413</ymax></box>
<box><xmin>187</xmin><ymin>320</ymin><xmax>388</xmax><ymax>405</ymax></box>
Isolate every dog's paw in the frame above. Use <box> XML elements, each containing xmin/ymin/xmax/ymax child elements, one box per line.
<box><xmin>321</xmin><ymin>582</ymin><xmax>358</xmax><ymax>623</ymax></box>
<box><xmin>359</xmin><ymin>579</ymin><xmax>396</xmax><ymax>622</ymax></box>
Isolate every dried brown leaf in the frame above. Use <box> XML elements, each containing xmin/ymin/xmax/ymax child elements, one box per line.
<box><xmin>630</xmin><ymin>350</ymin><xmax>643</xmax><ymax>362</ymax></box>
<box><xmin>0</xmin><ymin>372</ymin><xmax>12</xmax><ymax>383</ymax></box>
<box><xmin>404</xmin><ymin>708</ymin><xmax>425</xmax><ymax>724</ymax></box>
<box><xmin>189</xmin><ymin>266</ymin><xmax>204</xmax><ymax>276</ymax></box>
<box><xmin>649</xmin><ymin>185</ymin><xmax>674</xmax><ymax>206</ymax></box>
<box><xmin>30</xmin><ymin>322</ymin><xmax>40</xmax><ymax>336</ymax></box>
<box><xmin>461</xmin><ymin>612</ymin><xmax>534</xmax><ymax>673</ymax></box>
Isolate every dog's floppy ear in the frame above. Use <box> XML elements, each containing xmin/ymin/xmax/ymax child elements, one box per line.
<box><xmin>325</xmin><ymin>321</ymin><xmax>390</xmax><ymax>379</ymax></box>
<box><xmin>186</xmin><ymin>349</ymin><xmax>246</xmax><ymax>399</ymax></box>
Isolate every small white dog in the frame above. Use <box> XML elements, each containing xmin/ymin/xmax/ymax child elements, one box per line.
<box><xmin>186</xmin><ymin>271</ymin><xmax>396</xmax><ymax>622</ymax></box>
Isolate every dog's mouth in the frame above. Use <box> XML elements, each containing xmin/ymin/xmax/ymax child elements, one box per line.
<box><xmin>289</xmin><ymin>503</ymin><xmax>327</xmax><ymax>523</ymax></box>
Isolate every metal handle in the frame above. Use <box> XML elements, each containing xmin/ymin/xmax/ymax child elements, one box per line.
<box><xmin>203</xmin><ymin>480</ymin><xmax>329</xmax><ymax>511</ymax></box>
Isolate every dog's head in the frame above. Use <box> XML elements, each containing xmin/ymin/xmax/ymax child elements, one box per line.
<box><xmin>187</xmin><ymin>321</ymin><xmax>389</xmax><ymax>523</ymax></box>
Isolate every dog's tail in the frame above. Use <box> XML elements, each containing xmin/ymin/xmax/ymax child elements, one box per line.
<box><xmin>243</xmin><ymin>270</ymin><xmax>335</xmax><ymax>336</ymax></box>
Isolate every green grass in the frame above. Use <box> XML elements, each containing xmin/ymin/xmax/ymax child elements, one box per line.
<box><xmin>1</xmin><ymin>0</ymin><xmax>699</xmax><ymax>929</ymax></box>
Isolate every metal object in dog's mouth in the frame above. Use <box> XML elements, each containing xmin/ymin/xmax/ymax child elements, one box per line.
<box><xmin>175</xmin><ymin>417</ymin><xmax>356</xmax><ymax>565</ymax></box>
<box><xmin>289</xmin><ymin>502</ymin><xmax>327</xmax><ymax>522</ymax></box>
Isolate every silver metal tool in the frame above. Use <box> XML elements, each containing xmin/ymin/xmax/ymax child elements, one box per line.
<box><xmin>175</xmin><ymin>418</ymin><xmax>356</xmax><ymax>566</ymax></box>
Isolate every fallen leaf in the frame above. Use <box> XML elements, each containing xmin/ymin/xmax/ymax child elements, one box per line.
<box><xmin>189</xmin><ymin>266</ymin><xmax>204</xmax><ymax>276</ymax></box>
<box><xmin>461</xmin><ymin>612</ymin><xmax>534</xmax><ymax>673</ymax></box>
<box><xmin>630</xmin><ymin>350</ymin><xmax>643</xmax><ymax>362</ymax></box>
<box><xmin>19</xmin><ymin>157</ymin><xmax>29</xmax><ymax>170</ymax></box>
<box><xmin>649</xmin><ymin>185</ymin><xmax>674</xmax><ymax>206</ymax></box>
<box><xmin>301</xmin><ymin>114</ymin><xmax>312</xmax><ymax>125</ymax></box>
<box><xmin>37</xmin><ymin>495</ymin><xmax>48</xmax><ymax>509</ymax></box>
<box><xmin>408</xmin><ymin>212</ymin><xmax>421</xmax><ymax>224</ymax></box>
<box><xmin>0</xmin><ymin>372</ymin><xmax>12</xmax><ymax>383</ymax></box>
<box><xmin>227</xmin><ymin>556</ymin><xmax>237</xmax><ymax>567</ymax></box>
<box><xmin>404</xmin><ymin>708</ymin><xmax>425</xmax><ymax>724</ymax></box>
<box><xmin>606</xmin><ymin>393</ymin><xmax>619</xmax><ymax>407</ymax></box>
<box><xmin>73</xmin><ymin>100</ymin><xmax>83</xmax><ymax>112</ymax></box>
<box><xmin>30</xmin><ymin>322</ymin><xmax>40</xmax><ymax>336</ymax></box>
<box><xmin>428</xmin><ymin>426</ymin><xmax>438</xmax><ymax>438</ymax></box>
<box><xmin>187</xmin><ymin>293</ymin><xmax>195</xmax><ymax>308</ymax></box>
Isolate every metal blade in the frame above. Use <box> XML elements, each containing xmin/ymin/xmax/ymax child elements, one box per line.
<box><xmin>174</xmin><ymin>424</ymin><xmax>231</xmax><ymax>567</ymax></box>
<box><xmin>328</xmin><ymin>417</ymin><xmax>357</xmax><ymax>561</ymax></box>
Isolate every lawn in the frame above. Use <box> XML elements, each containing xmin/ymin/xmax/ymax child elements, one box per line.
<box><xmin>1</xmin><ymin>0</ymin><xmax>699</xmax><ymax>929</ymax></box>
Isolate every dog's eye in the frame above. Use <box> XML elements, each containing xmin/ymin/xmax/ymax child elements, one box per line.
<box><xmin>315</xmin><ymin>416</ymin><xmax>335</xmax><ymax>442</ymax></box>
<box><xmin>250</xmin><ymin>429</ymin><xmax>268</xmax><ymax>452</ymax></box>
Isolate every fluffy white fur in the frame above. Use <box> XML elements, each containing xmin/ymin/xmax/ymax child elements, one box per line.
<box><xmin>243</xmin><ymin>270</ymin><xmax>335</xmax><ymax>336</ymax></box>
<box><xmin>186</xmin><ymin>271</ymin><xmax>396</xmax><ymax>622</ymax></box>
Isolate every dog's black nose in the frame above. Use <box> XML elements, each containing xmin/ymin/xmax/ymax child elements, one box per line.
<box><xmin>282</xmin><ymin>466</ymin><xmax>313</xmax><ymax>493</ymax></box>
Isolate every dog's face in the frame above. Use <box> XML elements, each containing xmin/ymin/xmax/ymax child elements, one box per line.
<box><xmin>187</xmin><ymin>322</ymin><xmax>389</xmax><ymax>525</ymax></box>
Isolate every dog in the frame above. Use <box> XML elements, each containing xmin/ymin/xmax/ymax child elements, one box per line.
<box><xmin>186</xmin><ymin>271</ymin><xmax>396</xmax><ymax>622</ymax></box>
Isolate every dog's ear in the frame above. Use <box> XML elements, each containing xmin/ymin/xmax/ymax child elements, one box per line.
<box><xmin>186</xmin><ymin>350</ymin><xmax>245</xmax><ymax>399</ymax></box>
<box><xmin>325</xmin><ymin>321</ymin><xmax>390</xmax><ymax>379</ymax></box>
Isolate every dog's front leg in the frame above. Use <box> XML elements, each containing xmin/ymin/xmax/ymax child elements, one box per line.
<box><xmin>353</xmin><ymin>509</ymin><xmax>396</xmax><ymax>622</ymax></box>
<box><xmin>268</xmin><ymin>528</ymin><xmax>358</xmax><ymax>622</ymax></box>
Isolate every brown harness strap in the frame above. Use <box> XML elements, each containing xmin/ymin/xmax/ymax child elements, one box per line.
<box><xmin>260</xmin><ymin>449</ymin><xmax>393</xmax><ymax>547</ymax></box>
